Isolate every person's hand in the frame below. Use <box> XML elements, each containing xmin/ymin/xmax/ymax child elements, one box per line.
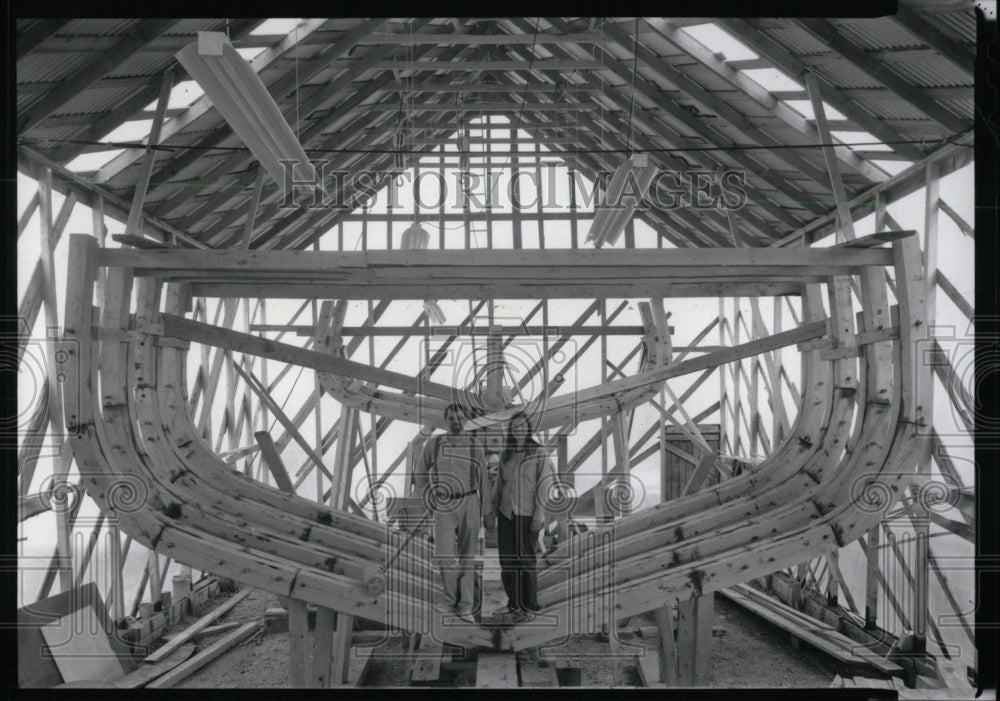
<box><xmin>530</xmin><ymin>517</ymin><xmax>544</xmax><ymax>535</ymax></box>
<box><xmin>483</xmin><ymin>511</ymin><xmax>496</xmax><ymax>531</ymax></box>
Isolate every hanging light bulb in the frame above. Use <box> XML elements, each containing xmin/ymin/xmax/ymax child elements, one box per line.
<box><xmin>402</xmin><ymin>222</ymin><xmax>445</xmax><ymax>324</ymax></box>
<box><xmin>401</xmin><ymin>221</ymin><xmax>430</xmax><ymax>250</ymax></box>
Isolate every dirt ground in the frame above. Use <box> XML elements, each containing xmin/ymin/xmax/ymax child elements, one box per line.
<box><xmin>162</xmin><ymin>587</ymin><xmax>839</xmax><ymax>688</ymax></box>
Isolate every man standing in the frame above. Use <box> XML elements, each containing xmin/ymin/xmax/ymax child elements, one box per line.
<box><xmin>415</xmin><ymin>403</ymin><xmax>489</xmax><ymax>623</ymax></box>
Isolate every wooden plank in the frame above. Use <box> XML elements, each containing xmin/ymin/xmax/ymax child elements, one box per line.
<box><xmin>113</xmin><ymin>643</ymin><xmax>196</xmax><ymax>688</ymax></box>
<box><xmin>476</xmin><ymin>652</ymin><xmax>518</xmax><ymax>688</ymax></box>
<box><xmin>161</xmin><ymin>621</ymin><xmax>244</xmax><ymax>642</ymax></box>
<box><xmin>144</xmin><ymin>589</ymin><xmax>250</xmax><ymax>664</ymax></box>
<box><xmin>410</xmin><ymin>636</ymin><xmax>446</xmax><ymax>686</ymax></box>
<box><xmin>191</xmin><ymin>281</ymin><xmax>804</xmax><ymax>299</ymax></box>
<box><xmin>720</xmin><ymin>585</ymin><xmax>903</xmax><ymax>675</ymax></box>
<box><xmin>146</xmin><ymin>622</ymin><xmax>261</xmax><ymax>688</ymax></box>
<box><xmin>519</xmin><ymin>657</ymin><xmax>559</xmax><ymax>687</ymax></box>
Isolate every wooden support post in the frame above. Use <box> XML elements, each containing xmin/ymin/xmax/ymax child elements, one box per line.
<box><xmin>241</xmin><ymin>166</ymin><xmax>265</xmax><ymax>249</ymax></box>
<box><xmin>288</xmin><ymin>599</ymin><xmax>309</xmax><ymax>688</ymax></box>
<box><xmin>331</xmin><ymin>613</ymin><xmax>354</xmax><ymax>685</ymax></box>
<box><xmin>654</xmin><ymin>604</ymin><xmax>678</xmax><ymax>685</ymax></box>
<box><xmin>676</xmin><ymin>595</ymin><xmax>713</xmax><ymax>686</ymax></box>
<box><xmin>824</xmin><ymin>551</ymin><xmax>839</xmax><ymax>606</ymax></box>
<box><xmin>804</xmin><ymin>71</ymin><xmax>856</xmax><ymax>244</ymax></box>
<box><xmin>110</xmin><ymin>521</ymin><xmax>126</xmax><ymax>621</ymax></box>
<box><xmin>147</xmin><ymin>550</ymin><xmax>162</xmax><ymax>604</ymax></box>
<box><xmin>864</xmin><ymin>522</ymin><xmax>881</xmax><ymax>629</ymax></box>
<box><xmin>312</xmin><ymin>607</ymin><xmax>336</xmax><ymax>687</ymax></box>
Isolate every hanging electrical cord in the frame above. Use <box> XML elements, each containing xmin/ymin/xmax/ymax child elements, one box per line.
<box><xmin>626</xmin><ymin>16</ymin><xmax>639</xmax><ymax>159</ymax></box>
<box><xmin>294</xmin><ymin>19</ymin><xmax>301</xmax><ymax>143</ymax></box>
<box><xmin>266</xmin><ymin>363</ymin><xmax>306</xmax><ymax>434</ymax></box>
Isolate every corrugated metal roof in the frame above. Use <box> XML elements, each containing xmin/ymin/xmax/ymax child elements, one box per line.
<box><xmin>915</xmin><ymin>8</ymin><xmax>976</xmax><ymax>44</ymax></box>
<box><xmin>830</xmin><ymin>17</ymin><xmax>926</xmax><ymax>50</ymax></box>
<box><xmin>806</xmin><ymin>58</ymin><xmax>888</xmax><ymax>90</ymax></box>
<box><xmin>58</xmin><ymin>18</ymin><xmax>139</xmax><ymax>37</ymax></box>
<box><xmin>760</xmin><ymin>25</ymin><xmax>830</xmax><ymax>55</ymax></box>
<box><xmin>891</xmin><ymin>59</ymin><xmax>974</xmax><ymax>88</ymax></box>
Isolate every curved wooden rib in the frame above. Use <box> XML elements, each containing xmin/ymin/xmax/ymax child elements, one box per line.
<box><xmin>505</xmin><ymin>240</ymin><xmax>926</xmax><ymax>651</ymax></box>
<box><xmin>64</xmin><ymin>234</ymin><xmax>925</xmax><ymax>656</ymax></box>
<box><xmin>314</xmin><ymin>298</ymin><xmax>673</xmax><ymax>431</ymax></box>
<box><xmin>63</xmin><ymin>236</ymin><xmax>490</xmax><ymax>650</ymax></box>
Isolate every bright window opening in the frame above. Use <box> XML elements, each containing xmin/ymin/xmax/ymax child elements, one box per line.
<box><xmin>236</xmin><ymin>46</ymin><xmax>267</xmax><ymax>62</ymax></box>
<box><xmin>831</xmin><ymin>130</ymin><xmax>890</xmax><ymax>151</ymax></box>
<box><xmin>65</xmin><ymin>149</ymin><xmax>125</xmax><ymax>173</ymax></box>
<box><xmin>100</xmin><ymin>119</ymin><xmax>153</xmax><ymax>144</ymax></box>
<box><xmin>250</xmin><ymin>18</ymin><xmax>303</xmax><ymax>35</ymax></box>
<box><xmin>678</xmin><ymin>23</ymin><xmax>759</xmax><ymax>62</ymax></box>
<box><xmin>143</xmin><ymin>80</ymin><xmax>205</xmax><ymax>111</ymax></box>
<box><xmin>741</xmin><ymin>68</ymin><xmax>803</xmax><ymax>94</ymax></box>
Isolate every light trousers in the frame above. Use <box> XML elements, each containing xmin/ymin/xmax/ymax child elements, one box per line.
<box><xmin>432</xmin><ymin>495</ymin><xmax>480</xmax><ymax>613</ymax></box>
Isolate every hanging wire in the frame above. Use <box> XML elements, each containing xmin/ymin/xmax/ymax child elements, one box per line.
<box><xmin>626</xmin><ymin>16</ymin><xmax>640</xmax><ymax>159</ymax></box>
<box><xmin>294</xmin><ymin>20</ymin><xmax>301</xmax><ymax>143</ymax></box>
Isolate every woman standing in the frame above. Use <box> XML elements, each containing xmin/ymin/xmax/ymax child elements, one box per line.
<box><xmin>483</xmin><ymin>412</ymin><xmax>556</xmax><ymax>622</ymax></box>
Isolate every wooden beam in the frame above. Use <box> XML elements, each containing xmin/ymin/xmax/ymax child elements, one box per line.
<box><xmin>126</xmin><ymin>69</ymin><xmax>175</xmax><ymax>238</ymax></box>
<box><xmin>151</xmin><ymin>312</ymin><xmax>462</xmax><ymax>402</ymax></box>
<box><xmin>102</xmin><ymin>247</ymin><xmax>893</xmax><ymax>276</ymax></box>
<box><xmin>254</xmin><ymin>431</ymin><xmax>296</xmax><ymax>493</ymax></box>
<box><xmin>804</xmin><ymin>72</ymin><xmax>857</xmax><ymax>244</ymax></box>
